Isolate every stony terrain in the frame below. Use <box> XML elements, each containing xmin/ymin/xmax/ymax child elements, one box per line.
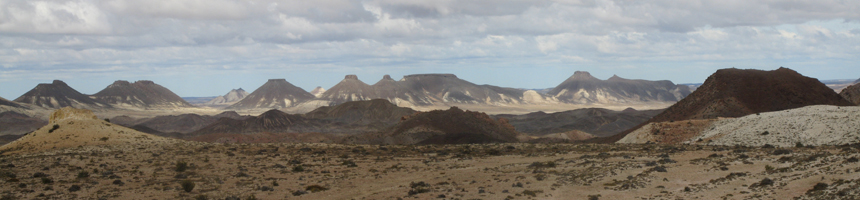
<box><xmin>690</xmin><ymin>105</ymin><xmax>860</xmax><ymax>147</ymax></box>
<box><xmin>2</xmin><ymin>140</ymin><xmax>860</xmax><ymax>199</ymax></box>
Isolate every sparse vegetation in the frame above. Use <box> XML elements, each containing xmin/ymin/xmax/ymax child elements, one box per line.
<box><xmin>49</xmin><ymin>124</ymin><xmax>60</xmax><ymax>133</ymax></box>
<box><xmin>175</xmin><ymin>161</ymin><xmax>188</xmax><ymax>172</ymax></box>
<box><xmin>180</xmin><ymin>179</ymin><xmax>195</xmax><ymax>192</ymax></box>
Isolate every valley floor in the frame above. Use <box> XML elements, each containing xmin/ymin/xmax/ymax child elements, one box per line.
<box><xmin>1</xmin><ymin>143</ymin><xmax>859</xmax><ymax>199</ymax></box>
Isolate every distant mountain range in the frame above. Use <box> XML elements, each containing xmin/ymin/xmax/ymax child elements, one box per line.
<box><xmin>548</xmin><ymin>71</ymin><xmax>691</xmax><ymax>104</ymax></box>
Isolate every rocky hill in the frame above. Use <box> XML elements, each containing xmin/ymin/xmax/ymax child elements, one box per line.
<box><xmin>609</xmin><ymin>67</ymin><xmax>854</xmax><ymax>143</ymax></box>
<box><xmin>493</xmin><ymin>108</ymin><xmax>662</xmax><ymax>137</ymax></box>
<box><xmin>839</xmin><ymin>82</ymin><xmax>860</xmax><ymax>105</ymax></box>
<box><xmin>310</xmin><ymin>86</ymin><xmax>326</xmax><ymax>97</ymax></box>
<box><xmin>0</xmin><ymin>97</ymin><xmax>24</xmax><ymax>108</ymax></box>
<box><xmin>688</xmin><ymin>105</ymin><xmax>860</xmax><ymax>147</ymax></box>
<box><xmin>91</xmin><ymin>80</ymin><xmax>193</xmax><ymax>109</ymax></box>
<box><xmin>0</xmin><ymin>111</ymin><xmax>47</xmax><ymax>145</ymax></box>
<box><xmin>190</xmin><ymin>110</ymin><xmax>327</xmax><ymax>136</ymax></box>
<box><xmin>226</xmin><ymin>79</ymin><xmax>315</xmax><ymax>110</ymax></box>
<box><xmin>548</xmin><ymin>71</ymin><xmax>691</xmax><ymax>104</ymax></box>
<box><xmin>304</xmin><ymin>99</ymin><xmax>416</xmax><ymax>128</ymax></box>
<box><xmin>114</xmin><ymin>111</ymin><xmax>248</xmax><ymax>137</ymax></box>
<box><xmin>14</xmin><ymin>80</ymin><xmax>112</xmax><ymax>109</ymax></box>
<box><xmin>309</xmin><ymin>74</ymin><xmax>550</xmax><ymax>107</ymax></box>
<box><xmin>204</xmin><ymin>88</ymin><xmax>249</xmax><ymax>105</ymax></box>
<box><xmin>0</xmin><ymin>107</ymin><xmax>176</xmax><ymax>154</ymax></box>
<box><xmin>345</xmin><ymin>107</ymin><xmax>520</xmax><ymax>145</ymax></box>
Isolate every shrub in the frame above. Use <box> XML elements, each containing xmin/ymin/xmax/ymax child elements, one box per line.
<box><xmin>305</xmin><ymin>185</ymin><xmax>328</xmax><ymax>192</ymax></box>
<box><xmin>194</xmin><ymin>195</ymin><xmax>208</xmax><ymax>200</ymax></box>
<box><xmin>49</xmin><ymin>124</ymin><xmax>60</xmax><ymax>133</ymax></box>
<box><xmin>809</xmin><ymin>182</ymin><xmax>828</xmax><ymax>193</ymax></box>
<box><xmin>180</xmin><ymin>179</ymin><xmax>195</xmax><ymax>192</ymax></box>
<box><xmin>41</xmin><ymin>177</ymin><xmax>53</xmax><ymax>184</ymax></box>
<box><xmin>76</xmin><ymin>171</ymin><xmax>89</xmax><ymax>179</ymax></box>
<box><xmin>175</xmin><ymin>161</ymin><xmax>188</xmax><ymax>172</ymax></box>
<box><xmin>292</xmin><ymin>166</ymin><xmax>304</xmax><ymax>172</ymax></box>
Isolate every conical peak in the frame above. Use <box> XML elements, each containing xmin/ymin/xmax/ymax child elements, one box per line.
<box><xmin>52</xmin><ymin>80</ymin><xmax>67</xmax><ymax>85</ymax></box>
<box><xmin>608</xmin><ymin>75</ymin><xmax>626</xmax><ymax>81</ymax></box>
<box><xmin>345</xmin><ymin>75</ymin><xmax>359</xmax><ymax>80</ymax></box>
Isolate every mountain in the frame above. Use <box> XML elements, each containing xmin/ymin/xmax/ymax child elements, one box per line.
<box><xmin>548</xmin><ymin>71</ymin><xmax>691</xmax><ymax>104</ymax></box>
<box><xmin>493</xmin><ymin>108</ymin><xmax>662</xmax><ymax>137</ymax></box>
<box><xmin>308</xmin><ymin>74</ymin><xmax>550</xmax><ymax>107</ymax></box>
<box><xmin>204</xmin><ymin>88</ymin><xmax>249</xmax><ymax>105</ymax></box>
<box><xmin>14</xmin><ymin>80</ymin><xmax>112</xmax><ymax>109</ymax></box>
<box><xmin>304</xmin><ymin>99</ymin><xmax>417</xmax><ymax>127</ymax></box>
<box><xmin>0</xmin><ymin>112</ymin><xmax>47</xmax><ymax>143</ymax></box>
<box><xmin>607</xmin><ymin>67</ymin><xmax>854</xmax><ymax>143</ymax></box>
<box><xmin>317</xmin><ymin>75</ymin><xmax>377</xmax><ymax>105</ymax></box>
<box><xmin>226</xmin><ymin>79</ymin><xmax>315</xmax><ymax>110</ymax></box>
<box><xmin>855</xmin><ymin>78</ymin><xmax>860</xmax><ymax>84</ymax></box>
<box><xmin>190</xmin><ymin>109</ymin><xmax>327</xmax><ymax>136</ymax></box>
<box><xmin>0</xmin><ymin>107</ymin><xmax>176</xmax><ymax>154</ymax></box>
<box><xmin>91</xmin><ymin>80</ymin><xmax>193</xmax><ymax>109</ymax></box>
<box><xmin>310</xmin><ymin>87</ymin><xmax>326</xmax><ymax>97</ymax></box>
<box><xmin>115</xmin><ymin>111</ymin><xmax>249</xmax><ymax>137</ymax></box>
<box><xmin>839</xmin><ymin>82</ymin><xmax>860</xmax><ymax>105</ymax></box>
<box><xmin>0</xmin><ymin>97</ymin><xmax>24</xmax><ymax>108</ymax></box>
<box><xmin>345</xmin><ymin>107</ymin><xmax>520</xmax><ymax>145</ymax></box>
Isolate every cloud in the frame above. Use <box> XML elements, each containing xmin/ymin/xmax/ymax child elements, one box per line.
<box><xmin>1</xmin><ymin>0</ymin><xmax>859</xmax><ymax>98</ymax></box>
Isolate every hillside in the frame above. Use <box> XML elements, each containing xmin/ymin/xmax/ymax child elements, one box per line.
<box><xmin>608</xmin><ymin>67</ymin><xmax>854</xmax><ymax>143</ymax></box>
<box><xmin>115</xmin><ymin>111</ymin><xmax>248</xmax><ymax>136</ymax></box>
<box><xmin>548</xmin><ymin>71</ymin><xmax>691</xmax><ymax>104</ymax></box>
<box><xmin>494</xmin><ymin>108</ymin><xmax>662</xmax><ymax>137</ymax></box>
<box><xmin>91</xmin><ymin>80</ymin><xmax>193</xmax><ymax>109</ymax></box>
<box><xmin>346</xmin><ymin>107</ymin><xmax>520</xmax><ymax>145</ymax></box>
<box><xmin>0</xmin><ymin>107</ymin><xmax>176</xmax><ymax>154</ymax></box>
<box><xmin>839</xmin><ymin>82</ymin><xmax>860</xmax><ymax>105</ymax></box>
<box><xmin>304</xmin><ymin>99</ymin><xmax>416</xmax><ymax>127</ymax></box>
<box><xmin>14</xmin><ymin>80</ymin><xmax>112</xmax><ymax>109</ymax></box>
<box><xmin>226</xmin><ymin>79</ymin><xmax>315</xmax><ymax>110</ymax></box>
<box><xmin>204</xmin><ymin>88</ymin><xmax>249</xmax><ymax>105</ymax></box>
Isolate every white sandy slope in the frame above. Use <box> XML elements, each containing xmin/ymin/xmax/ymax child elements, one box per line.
<box><xmin>688</xmin><ymin>105</ymin><xmax>860</xmax><ymax>147</ymax></box>
<box><xmin>0</xmin><ymin>107</ymin><xmax>178</xmax><ymax>154</ymax></box>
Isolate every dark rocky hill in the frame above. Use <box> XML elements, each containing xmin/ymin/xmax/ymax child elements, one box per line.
<box><xmin>0</xmin><ymin>97</ymin><xmax>24</xmax><ymax>108</ymax></box>
<box><xmin>304</xmin><ymin>99</ymin><xmax>416</xmax><ymax>127</ymax></box>
<box><xmin>345</xmin><ymin>107</ymin><xmax>520</xmax><ymax>145</ymax></box>
<box><xmin>0</xmin><ymin>111</ymin><xmax>47</xmax><ymax>138</ymax></box>
<box><xmin>14</xmin><ymin>80</ymin><xmax>112</xmax><ymax>109</ymax></box>
<box><xmin>548</xmin><ymin>71</ymin><xmax>691</xmax><ymax>104</ymax></box>
<box><xmin>603</xmin><ymin>67</ymin><xmax>854</xmax><ymax>143</ymax></box>
<box><xmin>116</xmin><ymin>111</ymin><xmax>249</xmax><ymax>136</ymax></box>
<box><xmin>91</xmin><ymin>80</ymin><xmax>192</xmax><ymax>109</ymax></box>
<box><xmin>226</xmin><ymin>79</ymin><xmax>315</xmax><ymax>110</ymax></box>
<box><xmin>190</xmin><ymin>110</ymin><xmax>327</xmax><ymax>136</ymax></box>
<box><xmin>493</xmin><ymin>108</ymin><xmax>662</xmax><ymax>137</ymax></box>
<box><xmin>839</xmin><ymin>82</ymin><xmax>860</xmax><ymax>105</ymax></box>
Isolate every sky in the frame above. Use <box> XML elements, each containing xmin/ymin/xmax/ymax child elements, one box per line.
<box><xmin>1</xmin><ymin>0</ymin><xmax>859</xmax><ymax>99</ymax></box>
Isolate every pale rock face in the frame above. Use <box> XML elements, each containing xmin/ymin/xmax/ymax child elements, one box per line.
<box><xmin>688</xmin><ymin>105</ymin><xmax>860</xmax><ymax>147</ymax></box>
<box><xmin>205</xmin><ymin>88</ymin><xmax>249</xmax><ymax>105</ymax></box>
<box><xmin>49</xmin><ymin>107</ymin><xmax>98</xmax><ymax>123</ymax></box>
<box><xmin>310</xmin><ymin>87</ymin><xmax>326</xmax><ymax>97</ymax></box>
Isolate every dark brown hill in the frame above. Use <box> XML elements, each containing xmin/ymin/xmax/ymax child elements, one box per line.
<box><xmin>347</xmin><ymin>107</ymin><xmax>519</xmax><ymax>145</ymax></box>
<box><xmin>493</xmin><ymin>108</ymin><xmax>662</xmax><ymax>137</ymax></box>
<box><xmin>603</xmin><ymin>67</ymin><xmax>854</xmax><ymax>143</ymax></box>
<box><xmin>839</xmin><ymin>83</ymin><xmax>860</xmax><ymax>105</ymax></box>
<box><xmin>92</xmin><ymin>80</ymin><xmax>192</xmax><ymax>109</ymax></box>
<box><xmin>304</xmin><ymin>99</ymin><xmax>416</xmax><ymax>127</ymax></box>
<box><xmin>122</xmin><ymin>111</ymin><xmax>248</xmax><ymax>136</ymax></box>
<box><xmin>0</xmin><ymin>111</ymin><xmax>47</xmax><ymax>138</ymax></box>
<box><xmin>548</xmin><ymin>71</ymin><xmax>691</xmax><ymax>103</ymax></box>
<box><xmin>317</xmin><ymin>75</ymin><xmax>376</xmax><ymax>105</ymax></box>
<box><xmin>0</xmin><ymin>97</ymin><xmax>24</xmax><ymax>108</ymax></box>
<box><xmin>14</xmin><ymin>80</ymin><xmax>112</xmax><ymax>109</ymax></box>
<box><xmin>190</xmin><ymin>110</ymin><xmax>327</xmax><ymax>136</ymax></box>
<box><xmin>226</xmin><ymin>79</ymin><xmax>315</xmax><ymax>110</ymax></box>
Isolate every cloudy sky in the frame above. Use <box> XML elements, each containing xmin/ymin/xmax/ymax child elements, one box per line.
<box><xmin>1</xmin><ymin>0</ymin><xmax>859</xmax><ymax>99</ymax></box>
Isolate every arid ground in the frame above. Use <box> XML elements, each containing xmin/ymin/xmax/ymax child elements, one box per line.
<box><xmin>2</xmin><ymin>142</ymin><xmax>859</xmax><ymax>200</ymax></box>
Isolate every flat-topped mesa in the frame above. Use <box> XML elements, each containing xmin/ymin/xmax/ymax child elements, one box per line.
<box><xmin>568</xmin><ymin>71</ymin><xmax>600</xmax><ymax>81</ymax></box>
<box><xmin>345</xmin><ymin>75</ymin><xmax>359</xmax><ymax>80</ymax></box>
<box><xmin>15</xmin><ymin>80</ymin><xmax>112</xmax><ymax>109</ymax></box>
<box><xmin>268</xmin><ymin>79</ymin><xmax>287</xmax><ymax>82</ymax></box>
<box><xmin>91</xmin><ymin>80</ymin><xmax>193</xmax><ymax>109</ymax></box>
<box><xmin>110</xmin><ymin>80</ymin><xmax>131</xmax><ymax>86</ymax></box>
<box><xmin>382</xmin><ymin>75</ymin><xmax>394</xmax><ymax>80</ymax></box>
